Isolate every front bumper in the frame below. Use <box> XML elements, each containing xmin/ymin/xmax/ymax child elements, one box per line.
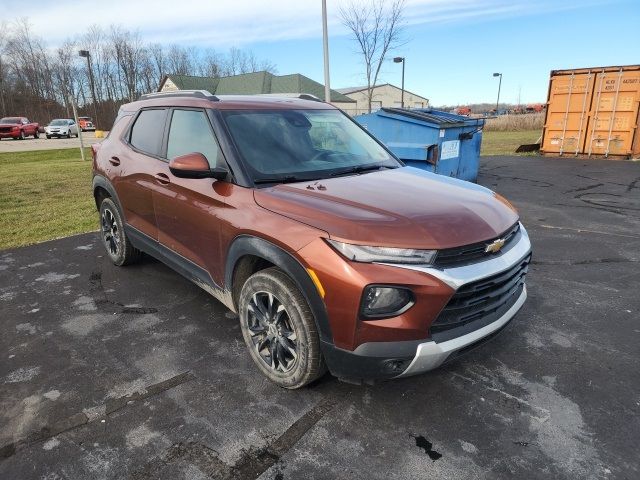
<box><xmin>319</xmin><ymin>224</ymin><xmax>532</xmax><ymax>382</ymax></box>
<box><xmin>0</xmin><ymin>132</ymin><xmax>19</xmax><ymax>138</ymax></box>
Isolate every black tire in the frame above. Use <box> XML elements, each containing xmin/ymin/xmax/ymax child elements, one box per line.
<box><xmin>98</xmin><ymin>197</ymin><xmax>141</xmax><ymax>266</ymax></box>
<box><xmin>238</xmin><ymin>267</ymin><xmax>326</xmax><ymax>389</ymax></box>
<box><xmin>33</xmin><ymin>130</ymin><xmax>39</xmax><ymax>138</ymax></box>
<box><xmin>19</xmin><ymin>130</ymin><xmax>25</xmax><ymax>140</ymax></box>
<box><xmin>66</xmin><ymin>131</ymin><xmax>71</xmax><ymax>138</ymax></box>
<box><xmin>46</xmin><ymin>135</ymin><xmax>51</xmax><ymax>139</ymax></box>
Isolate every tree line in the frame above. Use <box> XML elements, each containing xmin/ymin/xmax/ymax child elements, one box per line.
<box><xmin>0</xmin><ymin>19</ymin><xmax>276</xmax><ymax>128</ymax></box>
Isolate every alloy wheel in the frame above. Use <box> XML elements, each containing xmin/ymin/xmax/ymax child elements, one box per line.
<box><xmin>101</xmin><ymin>208</ymin><xmax>120</xmax><ymax>256</ymax></box>
<box><xmin>246</xmin><ymin>291</ymin><xmax>298</xmax><ymax>373</ymax></box>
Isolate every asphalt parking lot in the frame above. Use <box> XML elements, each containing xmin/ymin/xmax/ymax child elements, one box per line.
<box><xmin>0</xmin><ymin>131</ymin><xmax>104</xmax><ymax>153</ymax></box>
<box><xmin>1</xmin><ymin>155</ymin><xmax>639</xmax><ymax>480</ymax></box>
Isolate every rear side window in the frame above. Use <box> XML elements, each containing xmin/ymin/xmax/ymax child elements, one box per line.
<box><xmin>167</xmin><ymin>109</ymin><xmax>222</xmax><ymax>167</ymax></box>
<box><xmin>129</xmin><ymin>109</ymin><xmax>167</xmax><ymax>156</ymax></box>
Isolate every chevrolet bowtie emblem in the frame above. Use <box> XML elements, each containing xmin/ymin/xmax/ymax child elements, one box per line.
<box><xmin>485</xmin><ymin>238</ymin><xmax>506</xmax><ymax>253</ymax></box>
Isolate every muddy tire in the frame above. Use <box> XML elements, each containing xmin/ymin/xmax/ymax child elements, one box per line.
<box><xmin>239</xmin><ymin>267</ymin><xmax>326</xmax><ymax>389</ymax></box>
<box><xmin>98</xmin><ymin>197</ymin><xmax>141</xmax><ymax>266</ymax></box>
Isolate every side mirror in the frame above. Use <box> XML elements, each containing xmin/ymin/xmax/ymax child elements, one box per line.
<box><xmin>168</xmin><ymin>152</ymin><xmax>228</xmax><ymax>180</ymax></box>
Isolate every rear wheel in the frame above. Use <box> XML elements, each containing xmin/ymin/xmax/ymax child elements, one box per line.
<box><xmin>238</xmin><ymin>267</ymin><xmax>326</xmax><ymax>389</ymax></box>
<box><xmin>99</xmin><ymin>197</ymin><xmax>141</xmax><ymax>266</ymax></box>
<box><xmin>33</xmin><ymin>130</ymin><xmax>39</xmax><ymax>138</ymax></box>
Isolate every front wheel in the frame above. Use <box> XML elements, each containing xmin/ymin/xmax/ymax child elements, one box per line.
<box><xmin>238</xmin><ymin>267</ymin><xmax>326</xmax><ymax>389</ymax></box>
<box><xmin>19</xmin><ymin>130</ymin><xmax>25</xmax><ymax>140</ymax></box>
<box><xmin>99</xmin><ymin>197</ymin><xmax>141</xmax><ymax>266</ymax></box>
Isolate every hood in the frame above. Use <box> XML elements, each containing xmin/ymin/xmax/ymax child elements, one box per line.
<box><xmin>254</xmin><ymin>167</ymin><xmax>519</xmax><ymax>249</ymax></box>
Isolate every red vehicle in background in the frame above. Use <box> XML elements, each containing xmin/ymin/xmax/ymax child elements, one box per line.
<box><xmin>0</xmin><ymin>117</ymin><xmax>40</xmax><ymax>140</ymax></box>
<box><xmin>78</xmin><ymin>117</ymin><xmax>96</xmax><ymax>131</ymax></box>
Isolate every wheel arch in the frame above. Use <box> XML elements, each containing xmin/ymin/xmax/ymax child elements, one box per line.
<box><xmin>225</xmin><ymin>235</ymin><xmax>333</xmax><ymax>343</ymax></box>
<box><xmin>92</xmin><ymin>175</ymin><xmax>123</xmax><ymax>214</ymax></box>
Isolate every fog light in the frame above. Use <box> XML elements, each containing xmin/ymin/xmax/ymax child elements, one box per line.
<box><xmin>361</xmin><ymin>286</ymin><xmax>414</xmax><ymax>319</ymax></box>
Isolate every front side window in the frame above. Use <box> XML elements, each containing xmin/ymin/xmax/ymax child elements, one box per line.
<box><xmin>166</xmin><ymin>109</ymin><xmax>222</xmax><ymax>168</ymax></box>
<box><xmin>129</xmin><ymin>109</ymin><xmax>167</xmax><ymax>156</ymax></box>
<box><xmin>221</xmin><ymin>109</ymin><xmax>399</xmax><ymax>183</ymax></box>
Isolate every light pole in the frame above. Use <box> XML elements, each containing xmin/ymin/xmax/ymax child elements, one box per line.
<box><xmin>493</xmin><ymin>72</ymin><xmax>502</xmax><ymax>114</ymax></box>
<box><xmin>321</xmin><ymin>0</ymin><xmax>331</xmax><ymax>103</ymax></box>
<box><xmin>79</xmin><ymin>49</ymin><xmax>99</xmax><ymax>128</ymax></box>
<box><xmin>394</xmin><ymin>57</ymin><xmax>405</xmax><ymax>108</ymax></box>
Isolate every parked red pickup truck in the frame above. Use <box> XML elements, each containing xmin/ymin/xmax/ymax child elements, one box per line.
<box><xmin>0</xmin><ymin>117</ymin><xmax>40</xmax><ymax>140</ymax></box>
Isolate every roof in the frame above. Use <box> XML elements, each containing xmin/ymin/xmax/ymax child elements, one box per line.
<box><xmin>159</xmin><ymin>72</ymin><xmax>355</xmax><ymax>103</ymax></box>
<box><xmin>376</xmin><ymin>108</ymin><xmax>484</xmax><ymax>127</ymax></box>
<box><xmin>336</xmin><ymin>83</ymin><xmax>429</xmax><ymax>101</ymax></box>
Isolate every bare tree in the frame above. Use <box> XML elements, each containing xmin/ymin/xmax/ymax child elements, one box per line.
<box><xmin>0</xmin><ymin>19</ymin><xmax>277</xmax><ymax>126</ymax></box>
<box><xmin>340</xmin><ymin>0</ymin><xmax>405</xmax><ymax>113</ymax></box>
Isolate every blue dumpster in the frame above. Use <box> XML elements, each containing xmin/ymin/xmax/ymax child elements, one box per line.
<box><xmin>355</xmin><ymin>108</ymin><xmax>485</xmax><ymax>182</ymax></box>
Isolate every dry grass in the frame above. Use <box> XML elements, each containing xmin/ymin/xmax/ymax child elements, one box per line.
<box><xmin>481</xmin><ymin>130</ymin><xmax>542</xmax><ymax>156</ymax></box>
<box><xmin>484</xmin><ymin>113</ymin><xmax>544</xmax><ymax>132</ymax></box>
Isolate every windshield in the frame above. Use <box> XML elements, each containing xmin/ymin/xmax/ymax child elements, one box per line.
<box><xmin>221</xmin><ymin>109</ymin><xmax>400</xmax><ymax>183</ymax></box>
<box><xmin>0</xmin><ymin>117</ymin><xmax>21</xmax><ymax>124</ymax></box>
<box><xmin>50</xmin><ymin>119</ymin><xmax>69</xmax><ymax>126</ymax></box>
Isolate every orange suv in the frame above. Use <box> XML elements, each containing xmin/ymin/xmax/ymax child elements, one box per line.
<box><xmin>92</xmin><ymin>91</ymin><xmax>531</xmax><ymax>388</ymax></box>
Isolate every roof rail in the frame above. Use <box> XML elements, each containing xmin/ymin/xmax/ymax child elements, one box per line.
<box><xmin>254</xmin><ymin>93</ymin><xmax>324</xmax><ymax>102</ymax></box>
<box><xmin>138</xmin><ymin>90</ymin><xmax>219</xmax><ymax>101</ymax></box>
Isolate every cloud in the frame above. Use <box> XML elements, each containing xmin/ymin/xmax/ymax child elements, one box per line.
<box><xmin>11</xmin><ymin>0</ymin><xmax>596</xmax><ymax>48</ymax></box>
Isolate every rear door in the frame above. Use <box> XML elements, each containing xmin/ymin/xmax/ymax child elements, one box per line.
<box><xmin>112</xmin><ymin>108</ymin><xmax>168</xmax><ymax>240</ymax></box>
<box><xmin>152</xmin><ymin>108</ymin><xmax>228</xmax><ymax>281</ymax></box>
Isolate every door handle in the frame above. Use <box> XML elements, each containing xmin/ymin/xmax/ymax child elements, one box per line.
<box><xmin>154</xmin><ymin>173</ymin><xmax>170</xmax><ymax>185</ymax></box>
<box><xmin>109</xmin><ymin>156</ymin><xmax>120</xmax><ymax>166</ymax></box>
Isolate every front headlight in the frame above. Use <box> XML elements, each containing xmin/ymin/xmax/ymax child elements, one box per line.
<box><xmin>326</xmin><ymin>239</ymin><xmax>436</xmax><ymax>265</ymax></box>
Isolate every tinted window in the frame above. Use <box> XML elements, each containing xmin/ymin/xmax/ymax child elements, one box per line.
<box><xmin>167</xmin><ymin>109</ymin><xmax>222</xmax><ymax>167</ymax></box>
<box><xmin>129</xmin><ymin>109</ymin><xmax>167</xmax><ymax>156</ymax></box>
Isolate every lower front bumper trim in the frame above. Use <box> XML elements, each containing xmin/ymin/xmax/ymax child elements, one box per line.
<box><xmin>395</xmin><ymin>284</ymin><xmax>527</xmax><ymax>377</ymax></box>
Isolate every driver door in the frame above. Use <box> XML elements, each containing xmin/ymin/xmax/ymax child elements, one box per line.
<box><xmin>152</xmin><ymin>108</ymin><xmax>228</xmax><ymax>281</ymax></box>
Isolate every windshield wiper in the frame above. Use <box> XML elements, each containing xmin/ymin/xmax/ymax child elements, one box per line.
<box><xmin>253</xmin><ymin>175</ymin><xmax>319</xmax><ymax>185</ymax></box>
<box><xmin>329</xmin><ymin>164</ymin><xmax>395</xmax><ymax>177</ymax></box>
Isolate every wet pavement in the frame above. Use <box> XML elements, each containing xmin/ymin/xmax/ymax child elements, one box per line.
<box><xmin>1</xmin><ymin>155</ymin><xmax>639</xmax><ymax>479</ymax></box>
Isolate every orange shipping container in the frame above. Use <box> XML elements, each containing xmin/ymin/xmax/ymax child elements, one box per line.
<box><xmin>541</xmin><ymin>65</ymin><xmax>640</xmax><ymax>159</ymax></box>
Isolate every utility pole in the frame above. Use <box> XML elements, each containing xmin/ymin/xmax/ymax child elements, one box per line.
<box><xmin>394</xmin><ymin>57</ymin><xmax>405</xmax><ymax>108</ymax></box>
<box><xmin>321</xmin><ymin>0</ymin><xmax>331</xmax><ymax>103</ymax></box>
<box><xmin>493</xmin><ymin>72</ymin><xmax>503</xmax><ymax>114</ymax></box>
<box><xmin>69</xmin><ymin>95</ymin><xmax>86</xmax><ymax>161</ymax></box>
<box><xmin>79</xmin><ymin>49</ymin><xmax>99</xmax><ymax>128</ymax></box>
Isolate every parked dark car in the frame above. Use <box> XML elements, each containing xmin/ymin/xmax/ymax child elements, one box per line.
<box><xmin>0</xmin><ymin>117</ymin><xmax>39</xmax><ymax>140</ymax></box>
<box><xmin>92</xmin><ymin>91</ymin><xmax>531</xmax><ymax>388</ymax></box>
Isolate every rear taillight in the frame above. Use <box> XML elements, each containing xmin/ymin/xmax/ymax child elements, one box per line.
<box><xmin>91</xmin><ymin>144</ymin><xmax>99</xmax><ymax>162</ymax></box>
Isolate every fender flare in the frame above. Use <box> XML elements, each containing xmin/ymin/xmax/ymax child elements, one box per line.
<box><xmin>225</xmin><ymin>235</ymin><xmax>333</xmax><ymax>343</ymax></box>
<box><xmin>92</xmin><ymin>175</ymin><xmax>123</xmax><ymax>214</ymax></box>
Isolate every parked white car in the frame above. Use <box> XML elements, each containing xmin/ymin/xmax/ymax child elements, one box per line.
<box><xmin>45</xmin><ymin>119</ymin><xmax>79</xmax><ymax>139</ymax></box>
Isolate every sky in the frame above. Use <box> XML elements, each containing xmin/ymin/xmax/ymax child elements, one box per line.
<box><xmin>6</xmin><ymin>0</ymin><xmax>640</xmax><ymax>105</ymax></box>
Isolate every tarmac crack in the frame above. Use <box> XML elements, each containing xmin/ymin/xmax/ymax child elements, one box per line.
<box><xmin>130</xmin><ymin>395</ymin><xmax>339</xmax><ymax>480</ymax></box>
<box><xmin>89</xmin><ymin>269</ymin><xmax>158</xmax><ymax>315</ymax></box>
<box><xmin>537</xmin><ymin>224</ymin><xmax>640</xmax><ymax>239</ymax></box>
<box><xmin>0</xmin><ymin>371</ymin><xmax>195</xmax><ymax>462</ymax></box>
<box><xmin>531</xmin><ymin>258</ymin><xmax>638</xmax><ymax>266</ymax></box>
<box><xmin>563</xmin><ymin>183</ymin><xmax>604</xmax><ymax>194</ymax></box>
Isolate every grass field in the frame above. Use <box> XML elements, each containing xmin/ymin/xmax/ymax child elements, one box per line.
<box><xmin>0</xmin><ymin>136</ymin><xmax>542</xmax><ymax>250</ymax></box>
<box><xmin>0</xmin><ymin>148</ymin><xmax>96</xmax><ymax>250</ymax></box>
<box><xmin>481</xmin><ymin>130</ymin><xmax>541</xmax><ymax>156</ymax></box>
